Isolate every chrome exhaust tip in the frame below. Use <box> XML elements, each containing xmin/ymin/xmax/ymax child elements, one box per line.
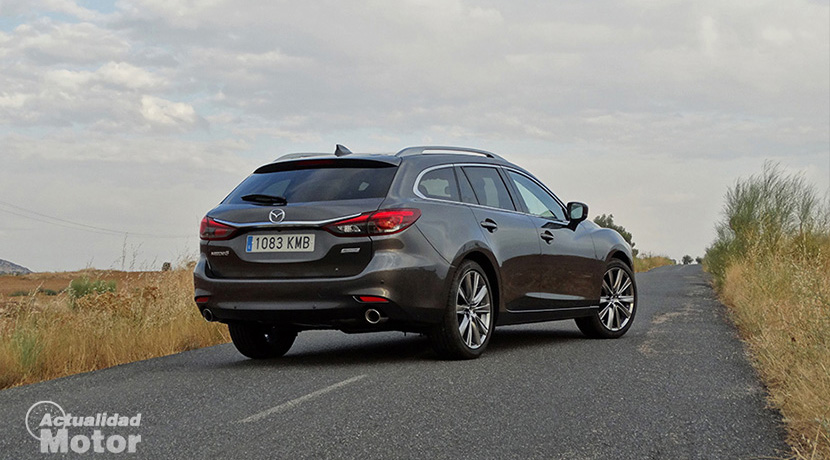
<box><xmin>202</xmin><ymin>308</ymin><xmax>215</xmax><ymax>322</ymax></box>
<box><xmin>364</xmin><ymin>308</ymin><xmax>382</xmax><ymax>325</ymax></box>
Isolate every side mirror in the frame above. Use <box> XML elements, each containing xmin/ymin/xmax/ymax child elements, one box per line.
<box><xmin>567</xmin><ymin>202</ymin><xmax>588</xmax><ymax>223</ymax></box>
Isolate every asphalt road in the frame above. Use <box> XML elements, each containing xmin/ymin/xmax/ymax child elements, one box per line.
<box><xmin>0</xmin><ymin>265</ymin><xmax>790</xmax><ymax>459</ymax></box>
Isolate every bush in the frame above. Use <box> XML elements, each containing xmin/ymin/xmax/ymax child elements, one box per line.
<box><xmin>68</xmin><ymin>277</ymin><xmax>116</xmax><ymax>300</ymax></box>
<box><xmin>706</xmin><ymin>162</ymin><xmax>828</xmax><ymax>285</ymax></box>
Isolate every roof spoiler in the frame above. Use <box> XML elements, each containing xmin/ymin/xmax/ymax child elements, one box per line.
<box><xmin>275</xmin><ymin>144</ymin><xmax>354</xmax><ymax>161</ymax></box>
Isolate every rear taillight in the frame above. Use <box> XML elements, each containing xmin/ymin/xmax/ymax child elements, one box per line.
<box><xmin>324</xmin><ymin>208</ymin><xmax>421</xmax><ymax>236</ymax></box>
<box><xmin>200</xmin><ymin>217</ymin><xmax>237</xmax><ymax>240</ymax></box>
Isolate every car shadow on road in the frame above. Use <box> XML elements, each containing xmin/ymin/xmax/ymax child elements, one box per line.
<box><xmin>487</xmin><ymin>327</ymin><xmax>585</xmax><ymax>354</ymax></box>
<box><xmin>211</xmin><ymin>325</ymin><xmax>586</xmax><ymax>369</ymax></box>
<box><xmin>214</xmin><ymin>334</ymin><xmax>434</xmax><ymax>369</ymax></box>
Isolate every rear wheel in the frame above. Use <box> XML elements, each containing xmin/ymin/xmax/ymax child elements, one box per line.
<box><xmin>575</xmin><ymin>259</ymin><xmax>637</xmax><ymax>339</ymax></box>
<box><xmin>430</xmin><ymin>260</ymin><xmax>495</xmax><ymax>359</ymax></box>
<box><xmin>228</xmin><ymin>323</ymin><xmax>297</xmax><ymax>359</ymax></box>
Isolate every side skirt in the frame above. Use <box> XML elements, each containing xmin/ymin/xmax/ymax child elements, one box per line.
<box><xmin>496</xmin><ymin>305</ymin><xmax>599</xmax><ymax>326</ymax></box>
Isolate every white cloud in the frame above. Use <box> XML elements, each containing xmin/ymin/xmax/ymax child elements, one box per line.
<box><xmin>38</xmin><ymin>0</ymin><xmax>102</xmax><ymax>21</ymax></box>
<box><xmin>140</xmin><ymin>95</ymin><xmax>198</xmax><ymax>127</ymax></box>
<box><xmin>8</xmin><ymin>20</ymin><xmax>129</xmax><ymax>64</ymax></box>
<box><xmin>0</xmin><ymin>93</ymin><xmax>27</xmax><ymax>109</ymax></box>
<box><xmin>96</xmin><ymin>62</ymin><xmax>166</xmax><ymax>89</ymax></box>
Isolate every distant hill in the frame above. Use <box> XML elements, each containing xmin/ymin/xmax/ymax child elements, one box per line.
<box><xmin>0</xmin><ymin>259</ymin><xmax>32</xmax><ymax>275</ymax></box>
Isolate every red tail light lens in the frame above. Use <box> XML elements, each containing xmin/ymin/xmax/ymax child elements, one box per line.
<box><xmin>368</xmin><ymin>209</ymin><xmax>420</xmax><ymax>234</ymax></box>
<box><xmin>324</xmin><ymin>208</ymin><xmax>421</xmax><ymax>236</ymax></box>
<box><xmin>200</xmin><ymin>217</ymin><xmax>237</xmax><ymax>240</ymax></box>
<box><xmin>355</xmin><ymin>296</ymin><xmax>389</xmax><ymax>303</ymax></box>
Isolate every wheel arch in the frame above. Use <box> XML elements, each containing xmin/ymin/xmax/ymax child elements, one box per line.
<box><xmin>450</xmin><ymin>248</ymin><xmax>502</xmax><ymax>324</ymax></box>
<box><xmin>608</xmin><ymin>250</ymin><xmax>633</xmax><ymax>270</ymax></box>
<box><xmin>592</xmin><ymin>227</ymin><xmax>634</xmax><ymax>270</ymax></box>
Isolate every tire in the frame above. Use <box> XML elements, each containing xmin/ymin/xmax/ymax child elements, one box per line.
<box><xmin>575</xmin><ymin>259</ymin><xmax>637</xmax><ymax>339</ymax></box>
<box><xmin>430</xmin><ymin>260</ymin><xmax>495</xmax><ymax>359</ymax></box>
<box><xmin>228</xmin><ymin>322</ymin><xmax>297</xmax><ymax>359</ymax></box>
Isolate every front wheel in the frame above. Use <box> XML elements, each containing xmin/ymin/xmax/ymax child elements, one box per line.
<box><xmin>575</xmin><ymin>259</ymin><xmax>637</xmax><ymax>339</ymax></box>
<box><xmin>430</xmin><ymin>260</ymin><xmax>495</xmax><ymax>360</ymax></box>
<box><xmin>228</xmin><ymin>322</ymin><xmax>297</xmax><ymax>359</ymax></box>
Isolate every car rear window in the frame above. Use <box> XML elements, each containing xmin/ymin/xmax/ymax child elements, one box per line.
<box><xmin>224</xmin><ymin>162</ymin><xmax>397</xmax><ymax>204</ymax></box>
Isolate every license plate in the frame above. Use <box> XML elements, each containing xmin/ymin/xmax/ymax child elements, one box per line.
<box><xmin>246</xmin><ymin>234</ymin><xmax>315</xmax><ymax>253</ymax></box>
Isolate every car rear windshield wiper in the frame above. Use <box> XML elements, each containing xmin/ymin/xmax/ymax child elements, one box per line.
<box><xmin>241</xmin><ymin>194</ymin><xmax>288</xmax><ymax>205</ymax></box>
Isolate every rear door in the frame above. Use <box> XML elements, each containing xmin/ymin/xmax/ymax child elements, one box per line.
<box><xmin>457</xmin><ymin>165</ymin><xmax>541</xmax><ymax>311</ymax></box>
<box><xmin>504</xmin><ymin>169</ymin><xmax>603</xmax><ymax>308</ymax></box>
<box><xmin>204</xmin><ymin>159</ymin><xmax>397</xmax><ymax>279</ymax></box>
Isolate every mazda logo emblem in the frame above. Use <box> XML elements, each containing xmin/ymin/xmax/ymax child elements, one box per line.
<box><xmin>269</xmin><ymin>209</ymin><xmax>286</xmax><ymax>224</ymax></box>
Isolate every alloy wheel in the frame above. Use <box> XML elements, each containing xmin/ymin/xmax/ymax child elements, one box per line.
<box><xmin>455</xmin><ymin>270</ymin><xmax>492</xmax><ymax>349</ymax></box>
<box><xmin>598</xmin><ymin>267</ymin><xmax>635</xmax><ymax>331</ymax></box>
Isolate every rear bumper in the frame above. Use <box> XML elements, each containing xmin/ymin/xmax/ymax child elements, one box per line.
<box><xmin>193</xmin><ymin>241</ymin><xmax>451</xmax><ymax>332</ymax></box>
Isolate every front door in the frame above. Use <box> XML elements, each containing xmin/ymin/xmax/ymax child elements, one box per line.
<box><xmin>504</xmin><ymin>170</ymin><xmax>603</xmax><ymax>308</ymax></box>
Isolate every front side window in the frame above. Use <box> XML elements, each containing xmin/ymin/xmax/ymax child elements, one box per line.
<box><xmin>461</xmin><ymin>166</ymin><xmax>515</xmax><ymax>211</ymax></box>
<box><xmin>507</xmin><ymin>171</ymin><xmax>567</xmax><ymax>221</ymax></box>
<box><xmin>417</xmin><ymin>167</ymin><xmax>460</xmax><ymax>201</ymax></box>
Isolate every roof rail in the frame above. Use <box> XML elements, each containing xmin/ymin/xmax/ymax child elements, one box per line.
<box><xmin>395</xmin><ymin>146</ymin><xmax>503</xmax><ymax>160</ymax></box>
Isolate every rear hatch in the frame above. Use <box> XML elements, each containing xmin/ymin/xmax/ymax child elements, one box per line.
<box><xmin>202</xmin><ymin>157</ymin><xmax>399</xmax><ymax>279</ymax></box>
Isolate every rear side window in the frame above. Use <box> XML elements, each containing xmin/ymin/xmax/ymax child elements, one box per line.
<box><xmin>455</xmin><ymin>167</ymin><xmax>478</xmax><ymax>205</ymax></box>
<box><xmin>417</xmin><ymin>168</ymin><xmax>459</xmax><ymax>201</ymax></box>
<box><xmin>224</xmin><ymin>164</ymin><xmax>397</xmax><ymax>204</ymax></box>
<box><xmin>461</xmin><ymin>166</ymin><xmax>515</xmax><ymax>211</ymax></box>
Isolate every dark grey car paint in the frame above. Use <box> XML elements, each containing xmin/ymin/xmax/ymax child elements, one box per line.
<box><xmin>194</xmin><ymin>150</ymin><xmax>633</xmax><ymax>333</ymax></box>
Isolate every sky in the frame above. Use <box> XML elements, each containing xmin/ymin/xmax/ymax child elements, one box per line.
<box><xmin>0</xmin><ymin>0</ymin><xmax>828</xmax><ymax>272</ymax></box>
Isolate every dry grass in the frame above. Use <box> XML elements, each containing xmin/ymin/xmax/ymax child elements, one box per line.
<box><xmin>634</xmin><ymin>254</ymin><xmax>675</xmax><ymax>272</ymax></box>
<box><xmin>0</xmin><ymin>268</ymin><xmax>229</xmax><ymax>390</ymax></box>
<box><xmin>720</xmin><ymin>242</ymin><xmax>830</xmax><ymax>459</ymax></box>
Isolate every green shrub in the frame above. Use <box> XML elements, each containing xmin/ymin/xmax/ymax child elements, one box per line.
<box><xmin>705</xmin><ymin>162</ymin><xmax>828</xmax><ymax>285</ymax></box>
<box><xmin>68</xmin><ymin>277</ymin><xmax>116</xmax><ymax>300</ymax></box>
<box><xmin>9</xmin><ymin>290</ymin><xmax>30</xmax><ymax>297</ymax></box>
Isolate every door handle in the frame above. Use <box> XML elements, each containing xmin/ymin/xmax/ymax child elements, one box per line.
<box><xmin>541</xmin><ymin>230</ymin><xmax>555</xmax><ymax>244</ymax></box>
<box><xmin>480</xmin><ymin>219</ymin><xmax>498</xmax><ymax>233</ymax></box>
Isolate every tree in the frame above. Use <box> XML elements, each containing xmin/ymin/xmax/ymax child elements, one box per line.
<box><xmin>682</xmin><ymin>255</ymin><xmax>693</xmax><ymax>265</ymax></box>
<box><xmin>695</xmin><ymin>256</ymin><xmax>704</xmax><ymax>265</ymax></box>
<box><xmin>593</xmin><ymin>214</ymin><xmax>639</xmax><ymax>257</ymax></box>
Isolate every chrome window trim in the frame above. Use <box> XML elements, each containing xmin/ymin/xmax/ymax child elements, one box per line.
<box><xmin>213</xmin><ymin>213</ymin><xmax>362</xmax><ymax>229</ymax></box>
<box><xmin>412</xmin><ymin>163</ymin><xmax>571</xmax><ymax>225</ymax></box>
